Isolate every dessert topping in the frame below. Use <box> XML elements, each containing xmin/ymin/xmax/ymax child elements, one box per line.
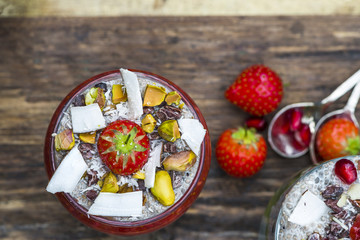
<box><xmin>151</xmin><ymin>170</ymin><xmax>175</xmax><ymax>206</ymax></box>
<box><xmin>55</xmin><ymin>129</ymin><xmax>75</xmax><ymax>151</ymax></box>
<box><xmin>143</xmin><ymin>85</ymin><xmax>167</xmax><ymax>107</ymax></box>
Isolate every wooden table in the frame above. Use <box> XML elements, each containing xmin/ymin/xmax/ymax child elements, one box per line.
<box><xmin>1</xmin><ymin>16</ymin><xmax>360</xmax><ymax>240</ymax></box>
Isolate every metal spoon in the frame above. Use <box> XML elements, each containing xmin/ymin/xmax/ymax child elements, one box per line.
<box><xmin>268</xmin><ymin>69</ymin><xmax>360</xmax><ymax>158</ymax></box>
<box><xmin>310</xmin><ymin>81</ymin><xmax>360</xmax><ymax>164</ymax></box>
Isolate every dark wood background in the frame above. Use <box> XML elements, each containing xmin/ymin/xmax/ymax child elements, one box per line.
<box><xmin>1</xmin><ymin>16</ymin><xmax>360</xmax><ymax>240</ymax></box>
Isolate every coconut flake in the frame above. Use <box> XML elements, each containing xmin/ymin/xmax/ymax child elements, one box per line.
<box><xmin>120</xmin><ymin>68</ymin><xmax>143</xmax><ymax>120</ymax></box>
<box><xmin>144</xmin><ymin>142</ymin><xmax>163</xmax><ymax>188</ymax></box>
<box><xmin>347</xmin><ymin>183</ymin><xmax>360</xmax><ymax>200</ymax></box>
<box><xmin>116</xmin><ymin>102</ymin><xmax>129</xmax><ymax>119</ymax></box>
<box><xmin>333</xmin><ymin>217</ymin><xmax>349</xmax><ymax>231</ymax></box>
<box><xmin>46</xmin><ymin>147</ymin><xmax>88</xmax><ymax>194</ymax></box>
<box><xmin>288</xmin><ymin>190</ymin><xmax>329</xmax><ymax>226</ymax></box>
<box><xmin>88</xmin><ymin>191</ymin><xmax>143</xmax><ymax>217</ymax></box>
<box><xmin>178</xmin><ymin>119</ymin><xmax>206</xmax><ymax>155</ymax></box>
<box><xmin>70</xmin><ymin>103</ymin><xmax>106</xmax><ymax>133</ymax></box>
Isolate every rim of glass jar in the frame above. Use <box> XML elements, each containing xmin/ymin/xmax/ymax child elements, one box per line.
<box><xmin>43</xmin><ymin>69</ymin><xmax>212</xmax><ymax>235</ymax></box>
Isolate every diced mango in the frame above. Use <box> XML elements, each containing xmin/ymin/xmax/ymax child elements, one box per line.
<box><xmin>143</xmin><ymin>85</ymin><xmax>166</xmax><ymax>107</ymax></box>
<box><xmin>133</xmin><ymin>170</ymin><xmax>145</xmax><ymax>180</ymax></box>
<box><xmin>141</xmin><ymin>114</ymin><xmax>157</xmax><ymax>133</ymax></box>
<box><xmin>165</xmin><ymin>91</ymin><xmax>181</xmax><ymax>105</ymax></box>
<box><xmin>112</xmin><ymin>84</ymin><xmax>127</xmax><ymax>104</ymax></box>
<box><xmin>79</xmin><ymin>132</ymin><xmax>96</xmax><ymax>144</ymax></box>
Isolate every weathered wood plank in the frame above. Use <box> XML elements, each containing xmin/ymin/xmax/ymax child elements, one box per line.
<box><xmin>1</xmin><ymin>16</ymin><xmax>360</xmax><ymax>240</ymax></box>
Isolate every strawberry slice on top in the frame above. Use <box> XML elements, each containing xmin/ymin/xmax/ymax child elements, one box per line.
<box><xmin>97</xmin><ymin>120</ymin><xmax>150</xmax><ymax>175</ymax></box>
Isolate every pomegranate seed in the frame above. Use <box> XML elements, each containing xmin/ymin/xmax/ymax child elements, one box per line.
<box><xmin>245</xmin><ymin>117</ymin><xmax>267</xmax><ymax>131</ymax></box>
<box><xmin>290</xmin><ymin>108</ymin><xmax>303</xmax><ymax>131</ymax></box>
<box><xmin>350</xmin><ymin>214</ymin><xmax>360</xmax><ymax>240</ymax></box>
<box><xmin>293</xmin><ymin>124</ymin><xmax>311</xmax><ymax>148</ymax></box>
<box><xmin>334</xmin><ymin>159</ymin><xmax>357</xmax><ymax>185</ymax></box>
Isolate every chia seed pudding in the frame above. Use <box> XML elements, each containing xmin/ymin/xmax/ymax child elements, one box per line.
<box><xmin>46</xmin><ymin>69</ymin><xmax>207</xmax><ymax>221</ymax></box>
<box><xmin>276</xmin><ymin>156</ymin><xmax>360</xmax><ymax>240</ymax></box>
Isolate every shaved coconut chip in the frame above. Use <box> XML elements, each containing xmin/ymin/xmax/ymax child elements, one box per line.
<box><xmin>71</xmin><ymin>103</ymin><xmax>106</xmax><ymax>133</ymax></box>
<box><xmin>288</xmin><ymin>190</ymin><xmax>329</xmax><ymax>226</ymax></box>
<box><xmin>178</xmin><ymin>119</ymin><xmax>206</xmax><ymax>155</ymax></box>
<box><xmin>116</xmin><ymin>102</ymin><xmax>129</xmax><ymax>119</ymax></box>
<box><xmin>347</xmin><ymin>183</ymin><xmax>360</xmax><ymax>200</ymax></box>
<box><xmin>120</xmin><ymin>68</ymin><xmax>143</xmax><ymax>120</ymax></box>
<box><xmin>46</xmin><ymin>147</ymin><xmax>88</xmax><ymax>194</ymax></box>
<box><xmin>337</xmin><ymin>193</ymin><xmax>348</xmax><ymax>207</ymax></box>
<box><xmin>144</xmin><ymin>142</ymin><xmax>163</xmax><ymax>188</ymax></box>
<box><xmin>88</xmin><ymin>192</ymin><xmax>143</xmax><ymax>217</ymax></box>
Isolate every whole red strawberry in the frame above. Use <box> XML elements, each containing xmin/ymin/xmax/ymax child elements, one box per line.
<box><xmin>225</xmin><ymin>65</ymin><xmax>283</xmax><ymax>116</ymax></box>
<box><xmin>216</xmin><ymin>127</ymin><xmax>267</xmax><ymax>177</ymax></box>
<box><xmin>97</xmin><ymin>120</ymin><xmax>150</xmax><ymax>175</ymax></box>
<box><xmin>316</xmin><ymin>118</ymin><xmax>360</xmax><ymax>161</ymax></box>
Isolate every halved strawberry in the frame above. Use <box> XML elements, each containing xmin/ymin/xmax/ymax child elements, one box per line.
<box><xmin>97</xmin><ymin>120</ymin><xmax>150</xmax><ymax>175</ymax></box>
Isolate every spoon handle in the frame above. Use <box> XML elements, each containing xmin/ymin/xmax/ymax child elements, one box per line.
<box><xmin>321</xmin><ymin>69</ymin><xmax>360</xmax><ymax>106</ymax></box>
<box><xmin>345</xmin><ymin>81</ymin><xmax>360</xmax><ymax>113</ymax></box>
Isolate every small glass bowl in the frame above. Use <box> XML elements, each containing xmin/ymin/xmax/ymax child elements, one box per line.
<box><xmin>258</xmin><ymin>155</ymin><xmax>359</xmax><ymax>240</ymax></box>
<box><xmin>44</xmin><ymin>69</ymin><xmax>211</xmax><ymax>235</ymax></box>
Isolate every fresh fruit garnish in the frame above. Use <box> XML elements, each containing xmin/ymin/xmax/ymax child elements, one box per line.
<box><xmin>112</xmin><ymin>84</ymin><xmax>127</xmax><ymax>104</ymax></box>
<box><xmin>165</xmin><ymin>91</ymin><xmax>181</xmax><ymax>105</ymax></box>
<box><xmin>334</xmin><ymin>159</ymin><xmax>357</xmax><ymax>185</ymax></box>
<box><xmin>245</xmin><ymin>116</ymin><xmax>267</xmax><ymax>131</ymax></box>
<box><xmin>350</xmin><ymin>214</ymin><xmax>360</xmax><ymax>240</ymax></box>
<box><xmin>141</xmin><ymin>114</ymin><xmax>157</xmax><ymax>133</ymax></box>
<box><xmin>143</xmin><ymin>85</ymin><xmax>166</xmax><ymax>107</ymax></box>
<box><xmin>97</xmin><ymin>120</ymin><xmax>150</xmax><ymax>176</ymax></box>
<box><xmin>289</xmin><ymin>108</ymin><xmax>302</xmax><ymax>131</ymax></box>
<box><xmin>79</xmin><ymin>132</ymin><xmax>96</xmax><ymax>144</ymax></box>
<box><xmin>225</xmin><ymin>65</ymin><xmax>283</xmax><ymax>116</ymax></box>
<box><xmin>216</xmin><ymin>127</ymin><xmax>267</xmax><ymax>177</ymax></box>
<box><xmin>316</xmin><ymin>118</ymin><xmax>360</xmax><ymax>161</ymax></box>
<box><xmin>293</xmin><ymin>124</ymin><xmax>311</xmax><ymax>149</ymax></box>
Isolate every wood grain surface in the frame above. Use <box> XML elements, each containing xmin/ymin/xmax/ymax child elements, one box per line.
<box><xmin>1</xmin><ymin>16</ymin><xmax>360</xmax><ymax>240</ymax></box>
